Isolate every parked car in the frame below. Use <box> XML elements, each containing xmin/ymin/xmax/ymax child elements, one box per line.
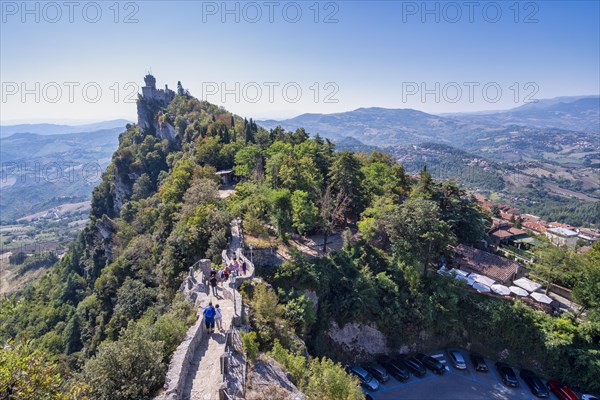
<box><xmin>402</xmin><ymin>355</ymin><xmax>427</xmax><ymax>377</ymax></box>
<box><xmin>364</xmin><ymin>363</ymin><xmax>389</xmax><ymax>383</ymax></box>
<box><xmin>495</xmin><ymin>362</ymin><xmax>519</xmax><ymax>387</ymax></box>
<box><xmin>416</xmin><ymin>353</ymin><xmax>446</xmax><ymax>374</ymax></box>
<box><xmin>362</xmin><ymin>392</ymin><xmax>375</xmax><ymax>400</ymax></box>
<box><xmin>547</xmin><ymin>380</ymin><xmax>578</xmax><ymax>400</ymax></box>
<box><xmin>470</xmin><ymin>354</ymin><xmax>488</xmax><ymax>372</ymax></box>
<box><xmin>519</xmin><ymin>369</ymin><xmax>549</xmax><ymax>398</ymax></box>
<box><xmin>447</xmin><ymin>350</ymin><xmax>467</xmax><ymax>370</ymax></box>
<box><xmin>346</xmin><ymin>365</ymin><xmax>379</xmax><ymax>391</ymax></box>
<box><xmin>381</xmin><ymin>358</ymin><xmax>410</xmax><ymax>382</ymax></box>
<box><xmin>581</xmin><ymin>395</ymin><xmax>599</xmax><ymax>400</ymax></box>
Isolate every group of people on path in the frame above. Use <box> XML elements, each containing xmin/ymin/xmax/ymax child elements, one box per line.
<box><xmin>203</xmin><ymin>256</ymin><xmax>248</xmax><ymax>334</ymax></box>
<box><xmin>202</xmin><ymin>302</ymin><xmax>223</xmax><ymax>334</ymax></box>
<box><xmin>208</xmin><ymin>257</ymin><xmax>248</xmax><ymax>296</ymax></box>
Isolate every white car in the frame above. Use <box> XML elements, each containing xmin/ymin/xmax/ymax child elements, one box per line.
<box><xmin>447</xmin><ymin>350</ymin><xmax>467</xmax><ymax>370</ymax></box>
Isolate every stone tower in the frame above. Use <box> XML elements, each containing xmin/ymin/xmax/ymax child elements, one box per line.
<box><xmin>137</xmin><ymin>74</ymin><xmax>177</xmax><ymax>139</ymax></box>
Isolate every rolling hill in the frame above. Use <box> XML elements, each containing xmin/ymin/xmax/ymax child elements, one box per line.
<box><xmin>0</xmin><ymin>119</ymin><xmax>131</xmax><ymax>138</ymax></box>
<box><xmin>0</xmin><ymin>127</ymin><xmax>124</xmax><ymax>222</ymax></box>
<box><xmin>446</xmin><ymin>96</ymin><xmax>600</xmax><ymax>134</ymax></box>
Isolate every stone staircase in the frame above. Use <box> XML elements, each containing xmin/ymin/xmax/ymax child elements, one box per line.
<box><xmin>155</xmin><ymin>218</ymin><xmax>254</xmax><ymax>400</ymax></box>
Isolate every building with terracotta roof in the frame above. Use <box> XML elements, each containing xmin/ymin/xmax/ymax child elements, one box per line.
<box><xmin>522</xmin><ymin>220</ymin><xmax>547</xmax><ymax>234</ymax></box>
<box><xmin>549</xmin><ymin>221</ymin><xmax>577</xmax><ymax>231</ymax></box>
<box><xmin>488</xmin><ymin>224</ymin><xmax>532</xmax><ymax>248</ymax></box>
<box><xmin>452</xmin><ymin>244</ymin><xmax>521</xmax><ymax>284</ymax></box>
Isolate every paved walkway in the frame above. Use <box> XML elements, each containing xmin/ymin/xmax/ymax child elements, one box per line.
<box><xmin>183</xmin><ymin>288</ymin><xmax>234</xmax><ymax>400</ymax></box>
<box><xmin>183</xmin><ymin>219</ymin><xmax>244</xmax><ymax>400</ymax></box>
<box><xmin>229</xmin><ymin>218</ymin><xmax>242</xmax><ymax>258</ymax></box>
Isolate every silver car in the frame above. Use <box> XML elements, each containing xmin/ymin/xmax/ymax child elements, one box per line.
<box><xmin>448</xmin><ymin>350</ymin><xmax>467</xmax><ymax>370</ymax></box>
<box><xmin>347</xmin><ymin>365</ymin><xmax>380</xmax><ymax>391</ymax></box>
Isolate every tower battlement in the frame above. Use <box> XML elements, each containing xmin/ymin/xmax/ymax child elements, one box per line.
<box><xmin>140</xmin><ymin>74</ymin><xmax>175</xmax><ymax>104</ymax></box>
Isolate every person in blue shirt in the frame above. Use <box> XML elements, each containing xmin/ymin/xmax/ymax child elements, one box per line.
<box><xmin>203</xmin><ymin>302</ymin><xmax>216</xmax><ymax>334</ymax></box>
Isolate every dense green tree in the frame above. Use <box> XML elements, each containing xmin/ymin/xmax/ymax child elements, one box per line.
<box><xmin>434</xmin><ymin>181</ymin><xmax>490</xmax><ymax>245</ymax></box>
<box><xmin>0</xmin><ymin>341</ymin><xmax>85</xmax><ymax>399</ymax></box>
<box><xmin>8</xmin><ymin>252</ymin><xmax>26</xmax><ymax>265</ymax></box>
<box><xmin>360</xmin><ymin>151</ymin><xmax>410</xmax><ymax>204</ymax></box>
<box><xmin>572</xmin><ymin>264</ymin><xmax>600</xmax><ymax>315</ymax></box>
<box><xmin>328</xmin><ymin>151</ymin><xmax>365</xmax><ymax>219</ymax></box>
<box><xmin>80</xmin><ymin>327</ymin><xmax>166</xmax><ymax>400</ymax></box>
<box><xmin>63</xmin><ymin>313</ymin><xmax>83</xmax><ymax>355</ymax></box>
<box><xmin>412</xmin><ymin>166</ymin><xmax>435</xmax><ymax>199</ymax></box>
<box><xmin>317</xmin><ymin>185</ymin><xmax>349</xmax><ymax>253</ymax></box>
<box><xmin>386</xmin><ymin>197</ymin><xmax>454</xmax><ymax>276</ymax></box>
<box><xmin>532</xmin><ymin>246</ymin><xmax>579</xmax><ymax>293</ymax></box>
<box><xmin>291</xmin><ymin>190</ymin><xmax>319</xmax><ymax>235</ymax></box>
<box><xmin>267</xmin><ymin>189</ymin><xmax>293</xmax><ymax>239</ymax></box>
<box><xmin>234</xmin><ymin>145</ymin><xmax>263</xmax><ymax>180</ymax></box>
<box><xmin>132</xmin><ymin>173</ymin><xmax>153</xmax><ymax>200</ymax></box>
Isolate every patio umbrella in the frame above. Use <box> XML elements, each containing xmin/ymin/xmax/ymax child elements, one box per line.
<box><xmin>530</xmin><ymin>292</ymin><xmax>553</xmax><ymax>304</ymax></box>
<box><xmin>449</xmin><ymin>268</ymin><xmax>468</xmax><ymax>278</ymax></box>
<box><xmin>451</xmin><ymin>269</ymin><xmax>475</xmax><ymax>285</ymax></box>
<box><xmin>472</xmin><ymin>282</ymin><xmax>491</xmax><ymax>293</ymax></box>
<box><xmin>509</xmin><ymin>286</ymin><xmax>529</xmax><ymax>296</ymax></box>
<box><xmin>491</xmin><ymin>284</ymin><xmax>511</xmax><ymax>296</ymax></box>
<box><xmin>469</xmin><ymin>273</ymin><xmax>496</xmax><ymax>287</ymax></box>
<box><xmin>513</xmin><ymin>277</ymin><xmax>542</xmax><ymax>292</ymax></box>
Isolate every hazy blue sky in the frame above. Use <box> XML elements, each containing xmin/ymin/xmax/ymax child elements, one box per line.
<box><xmin>1</xmin><ymin>0</ymin><xmax>599</xmax><ymax>123</ymax></box>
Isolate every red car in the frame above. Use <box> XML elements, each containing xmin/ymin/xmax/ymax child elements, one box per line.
<box><xmin>547</xmin><ymin>380</ymin><xmax>578</xmax><ymax>400</ymax></box>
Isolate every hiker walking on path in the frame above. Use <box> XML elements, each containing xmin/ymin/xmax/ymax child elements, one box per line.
<box><xmin>218</xmin><ymin>269</ymin><xmax>225</xmax><ymax>287</ymax></box>
<box><xmin>203</xmin><ymin>302</ymin><xmax>216</xmax><ymax>334</ymax></box>
<box><xmin>209</xmin><ymin>271</ymin><xmax>218</xmax><ymax>296</ymax></box>
<box><xmin>241</xmin><ymin>259</ymin><xmax>247</xmax><ymax>276</ymax></box>
<box><xmin>214</xmin><ymin>304</ymin><xmax>223</xmax><ymax>331</ymax></box>
<box><xmin>233</xmin><ymin>258</ymin><xmax>240</xmax><ymax>276</ymax></box>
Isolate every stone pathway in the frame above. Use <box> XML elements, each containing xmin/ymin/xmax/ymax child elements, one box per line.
<box><xmin>183</xmin><ymin>218</ymin><xmax>244</xmax><ymax>400</ymax></box>
<box><xmin>183</xmin><ymin>287</ymin><xmax>234</xmax><ymax>400</ymax></box>
<box><xmin>229</xmin><ymin>218</ymin><xmax>242</xmax><ymax>258</ymax></box>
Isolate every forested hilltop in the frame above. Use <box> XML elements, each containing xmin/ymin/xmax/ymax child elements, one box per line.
<box><xmin>1</xmin><ymin>78</ymin><xmax>599</xmax><ymax>399</ymax></box>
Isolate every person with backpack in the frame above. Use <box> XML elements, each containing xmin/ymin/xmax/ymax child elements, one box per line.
<box><xmin>233</xmin><ymin>258</ymin><xmax>240</xmax><ymax>276</ymax></box>
<box><xmin>214</xmin><ymin>304</ymin><xmax>223</xmax><ymax>331</ymax></box>
<box><xmin>203</xmin><ymin>302</ymin><xmax>216</xmax><ymax>334</ymax></box>
<box><xmin>209</xmin><ymin>273</ymin><xmax>218</xmax><ymax>296</ymax></box>
<box><xmin>228</xmin><ymin>260</ymin><xmax>236</xmax><ymax>277</ymax></box>
<box><xmin>223</xmin><ymin>265</ymin><xmax>230</xmax><ymax>282</ymax></box>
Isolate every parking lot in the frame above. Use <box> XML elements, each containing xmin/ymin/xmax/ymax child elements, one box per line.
<box><xmin>368</xmin><ymin>350</ymin><xmax>562</xmax><ymax>400</ymax></box>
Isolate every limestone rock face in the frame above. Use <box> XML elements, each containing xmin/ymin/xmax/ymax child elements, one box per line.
<box><xmin>95</xmin><ymin>215</ymin><xmax>117</xmax><ymax>262</ymax></box>
<box><xmin>328</xmin><ymin>321</ymin><xmax>389</xmax><ymax>357</ymax></box>
<box><xmin>157</xmin><ymin>120</ymin><xmax>177</xmax><ymax>142</ymax></box>
<box><xmin>113</xmin><ymin>173</ymin><xmax>131</xmax><ymax>213</ymax></box>
<box><xmin>96</xmin><ymin>215</ymin><xmax>116</xmax><ymax>239</ymax></box>
<box><xmin>136</xmin><ymin>74</ymin><xmax>176</xmax><ymax>137</ymax></box>
<box><xmin>246</xmin><ymin>356</ymin><xmax>305</xmax><ymax>400</ymax></box>
<box><xmin>302</xmin><ymin>289</ymin><xmax>319</xmax><ymax>310</ymax></box>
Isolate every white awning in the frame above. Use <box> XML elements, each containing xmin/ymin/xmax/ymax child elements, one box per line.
<box><xmin>513</xmin><ymin>277</ymin><xmax>542</xmax><ymax>292</ymax></box>
<box><xmin>469</xmin><ymin>273</ymin><xmax>496</xmax><ymax>287</ymax></box>
<box><xmin>472</xmin><ymin>282</ymin><xmax>491</xmax><ymax>293</ymax></box>
<box><xmin>509</xmin><ymin>286</ymin><xmax>529</xmax><ymax>296</ymax></box>
<box><xmin>530</xmin><ymin>292</ymin><xmax>553</xmax><ymax>304</ymax></box>
<box><xmin>491</xmin><ymin>284</ymin><xmax>511</xmax><ymax>296</ymax></box>
<box><xmin>450</xmin><ymin>269</ymin><xmax>474</xmax><ymax>285</ymax></box>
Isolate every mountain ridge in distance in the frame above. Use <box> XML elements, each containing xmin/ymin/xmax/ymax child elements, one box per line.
<box><xmin>0</xmin><ymin>119</ymin><xmax>132</xmax><ymax>138</ymax></box>
<box><xmin>442</xmin><ymin>95</ymin><xmax>600</xmax><ymax>134</ymax></box>
<box><xmin>257</xmin><ymin>95</ymin><xmax>599</xmax><ymax>148</ymax></box>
